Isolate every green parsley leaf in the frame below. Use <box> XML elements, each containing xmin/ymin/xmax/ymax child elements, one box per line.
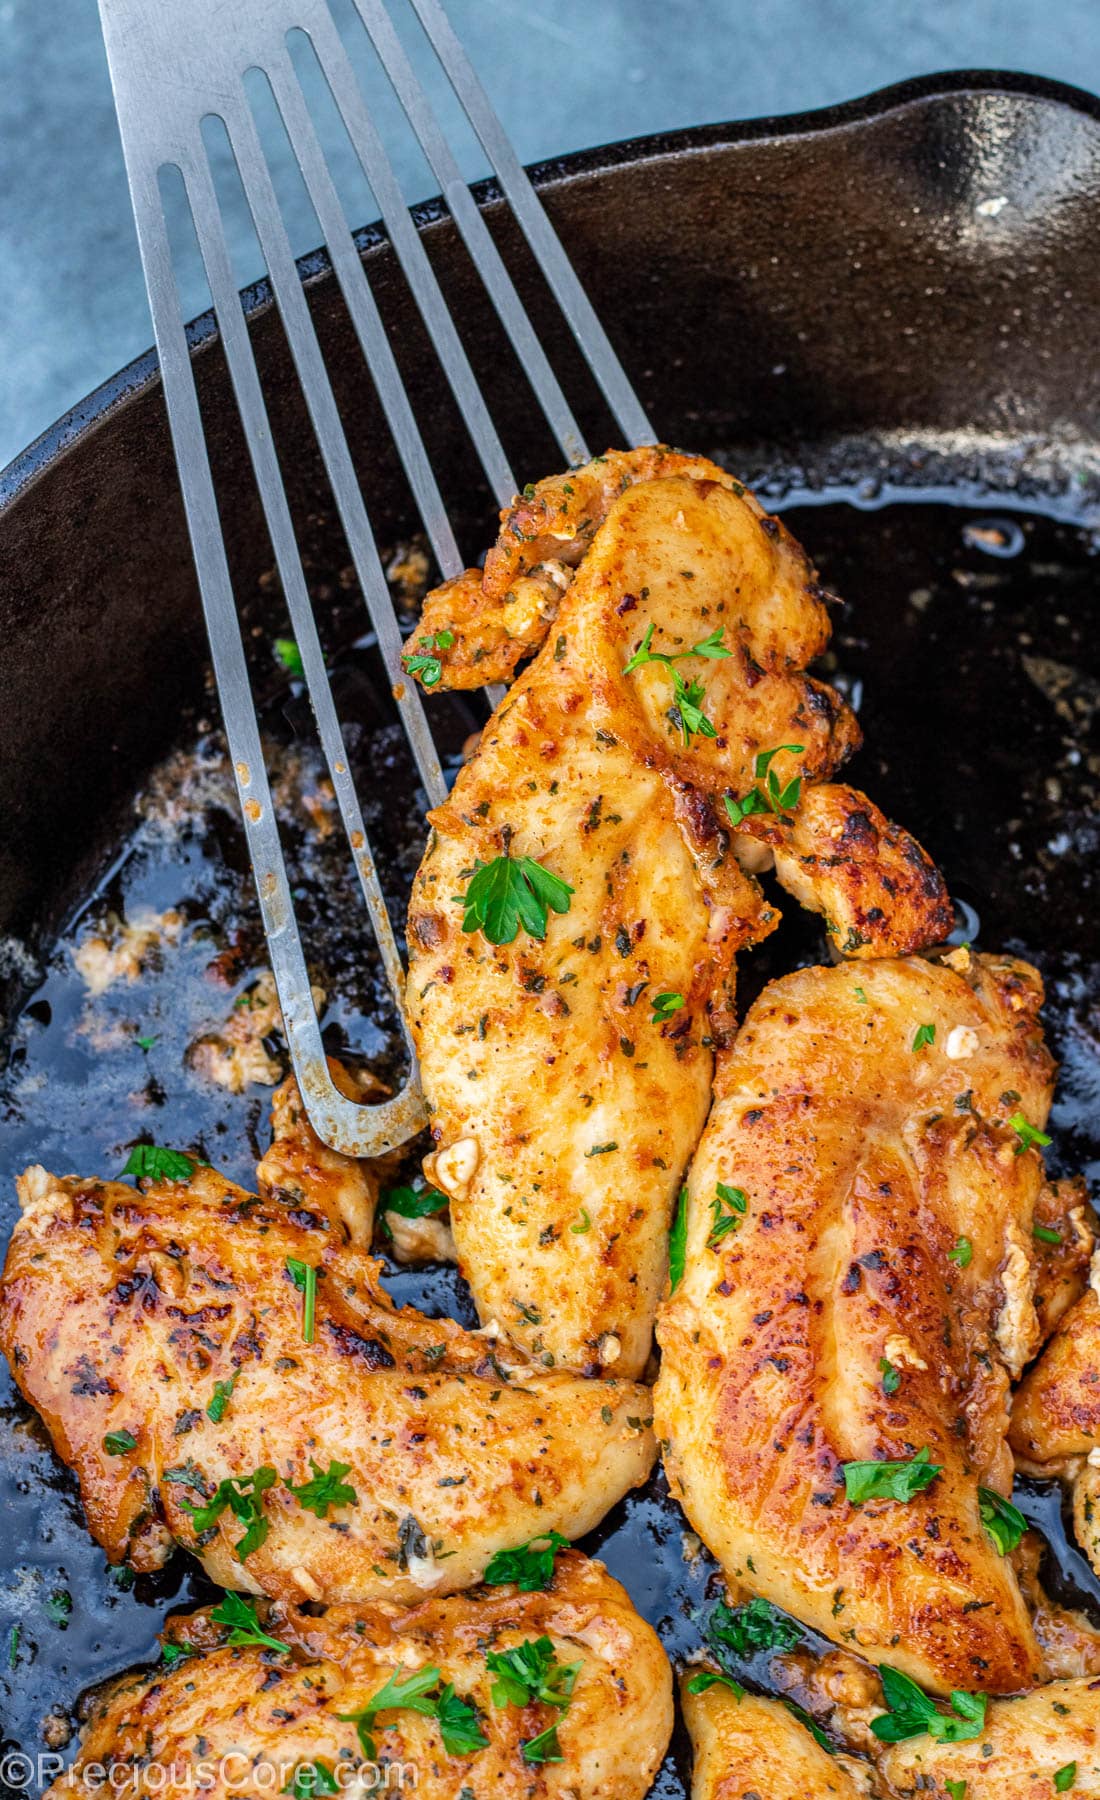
<box><xmin>669</xmin><ymin>1186</ymin><xmax>688</xmax><ymax>1293</ymax></box>
<box><xmin>483</xmin><ymin>1531</ymin><xmax>569</xmax><ymax>1592</ymax></box>
<box><xmin>1009</xmin><ymin>1111</ymin><xmax>1052</xmax><ymax>1155</ymax></box>
<box><xmin>44</xmin><ymin>1590</ymin><xmax>72</xmax><ymax>1626</ymax></box>
<box><xmin>948</xmin><ymin>1235</ymin><xmax>973</xmax><ymax>1269</ymax></box>
<box><xmin>457</xmin><ymin>853</ymin><xmax>574</xmax><ymax>946</ymax></box>
<box><xmin>1034</xmin><ymin>1222</ymin><xmax>1063</xmax><ymax>1245</ymax></box>
<box><xmin>403</xmin><ymin>631</ymin><xmax>455</xmax><ymax>688</ymax></box>
<box><xmin>274</xmin><ymin>638</ymin><xmax>304</xmax><ymax>678</ymax></box>
<box><xmin>879</xmin><ymin>1357</ymin><xmax>901</xmax><ymax>1396</ymax></box>
<box><xmin>104</xmin><ymin>1429</ymin><xmax>137</xmax><ymax>1455</ymax></box>
<box><xmin>709</xmin><ymin>1596</ymin><xmax>803</xmax><ymax>1657</ymax></box>
<box><xmin>978</xmin><ymin>1487</ymin><xmax>1028</xmax><ymax>1556</ymax></box>
<box><xmin>853</xmin><ymin>986</ymin><xmax>869</xmax><ymax>1005</ymax></box>
<box><xmin>569</xmin><ymin>1209</ymin><xmax>591</xmax><ymax>1234</ymax></box>
<box><xmin>210</xmin><ymin>1590</ymin><xmax>290</xmax><ymax>1655</ymax></box>
<box><xmin>286</xmin><ymin>1257</ymin><xmax>318</xmax><ymax>1344</ymax></box>
<box><xmin>871</xmin><ymin>1665</ymin><xmax>986</xmax><ymax>1745</ymax></box>
<box><xmin>435</xmin><ymin>1681</ymin><xmax>489</xmax><ymax>1757</ymax></box>
<box><xmin>206</xmin><ymin>1374</ymin><xmax>238</xmax><ymax>1424</ymax></box>
<box><xmin>724</xmin><ymin>743</ymin><xmax>806</xmax><ymax>824</ymax></box>
<box><xmin>486</xmin><ymin>1635</ymin><xmax>580</xmax><ymax>1714</ymax></box>
<box><xmin>135</xmin><ymin>1034</ymin><xmax>159</xmax><ymax>1052</ymax></box>
<box><xmin>1055</xmin><ymin>1764</ymin><xmax>1077</xmax><ymax>1792</ymax></box>
<box><xmin>338</xmin><ymin>1664</ymin><xmax>442</xmax><ymax>1760</ymax></box>
<box><xmin>287</xmin><ymin>1457</ymin><xmax>357</xmax><ymax>1519</ymax></box>
<box><xmin>945</xmin><ymin>1781</ymin><xmax>967</xmax><ymax>1800</ymax></box>
<box><xmin>181</xmin><ymin>1466</ymin><xmax>277</xmax><ymax>1562</ymax></box>
<box><xmin>160</xmin><ymin>1642</ymin><xmax>195</xmax><ymax>1669</ymax></box>
<box><xmin>122</xmin><ymin>1145</ymin><xmax>197</xmax><ymax>1183</ymax></box>
<box><xmin>912</xmin><ymin>1022</ymin><xmax>936</xmax><ymax>1051</ymax></box>
<box><xmin>686</xmin><ymin>1668</ymin><xmax>745</xmax><ymax>1698</ymax></box>
<box><xmin>521</xmin><ymin>1722</ymin><xmax>563</xmax><ymax>1765</ymax></box>
<box><xmin>283</xmin><ymin>1762</ymin><xmax>338</xmax><ymax>1799</ymax></box>
<box><xmin>8</xmin><ymin>1625</ymin><xmax>19</xmax><ymax>1669</ymax></box>
<box><xmin>707</xmin><ymin>1182</ymin><xmax>747</xmax><ymax>1248</ymax></box>
<box><xmin>842</xmin><ymin>1448</ymin><xmax>942</xmax><ymax>1504</ymax></box>
<box><xmin>622</xmin><ymin>624</ymin><xmax>731</xmax><ymax>745</ymax></box>
<box><xmin>382</xmin><ymin>1183</ymin><xmax>448</xmax><ymax>1219</ymax></box>
<box><xmin>650</xmin><ymin>991</ymin><xmax>685</xmax><ymax>1023</ymax></box>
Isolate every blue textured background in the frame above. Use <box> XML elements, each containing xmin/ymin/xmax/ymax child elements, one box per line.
<box><xmin>2</xmin><ymin>0</ymin><xmax>1099</xmax><ymax>470</ymax></box>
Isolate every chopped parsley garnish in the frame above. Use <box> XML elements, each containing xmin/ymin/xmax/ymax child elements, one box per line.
<box><xmin>912</xmin><ymin>1022</ymin><xmax>936</xmax><ymax>1051</ymax></box>
<box><xmin>382</xmin><ymin>1182</ymin><xmax>449</xmax><ymax>1220</ymax></box>
<box><xmin>339</xmin><ymin>1663</ymin><xmax>487</xmax><ymax>1760</ymax></box>
<box><xmin>122</xmin><ymin>1145</ymin><xmax>197</xmax><ymax>1183</ymax></box>
<box><xmin>871</xmin><ymin>1665</ymin><xmax>987</xmax><ymax>1745</ymax></box>
<box><xmin>685</xmin><ymin>1667</ymin><xmax>745</xmax><ymax>1698</ymax></box>
<box><xmin>206</xmin><ymin>1374</ymin><xmax>238</xmax><ymax>1423</ymax></box>
<box><xmin>879</xmin><ymin>1357</ymin><xmax>901</xmax><ymax>1396</ymax></box>
<box><xmin>841</xmin><ymin>1448</ymin><xmax>942</xmax><ymax>1505</ymax></box>
<box><xmin>948</xmin><ymin>1236</ymin><xmax>973</xmax><ymax>1269</ymax></box>
<box><xmin>1009</xmin><ymin>1111</ymin><xmax>1052</xmax><ymax>1155</ymax></box>
<box><xmin>181</xmin><ymin>1466</ymin><xmax>276</xmax><ymax>1562</ymax></box>
<box><xmin>210</xmin><ymin>1590</ymin><xmax>290</xmax><ymax>1654</ymax></box>
<box><xmin>622</xmin><ymin>622</ymin><xmax>731</xmax><ymax>745</ymax></box>
<box><xmin>709</xmin><ymin>1595</ymin><xmax>803</xmax><ymax>1656</ymax></box>
<box><xmin>978</xmin><ymin>1487</ymin><xmax>1028</xmax><ymax>1556</ymax></box>
<box><xmin>570</xmin><ymin>1209</ymin><xmax>591</xmax><ymax>1234</ymax></box>
<box><xmin>103</xmin><ymin>1429</ymin><xmax>137</xmax><ymax>1455</ymax></box>
<box><xmin>650</xmin><ymin>991</ymin><xmax>685</xmax><ymax>1023</ymax></box>
<box><xmin>283</xmin><ymin>1762</ymin><xmax>338</xmax><ymax>1799</ymax></box>
<box><xmin>135</xmin><ymin>1034</ymin><xmax>159</xmax><ymax>1052</ymax></box>
<box><xmin>287</xmin><ymin>1458</ymin><xmax>357</xmax><ymax>1519</ymax></box>
<box><xmin>669</xmin><ymin>1186</ymin><xmax>688</xmax><ymax>1293</ymax></box>
<box><xmin>1055</xmin><ymin>1764</ymin><xmax>1077</xmax><ymax>1793</ymax></box>
<box><xmin>708</xmin><ymin>1182</ymin><xmax>747</xmax><ymax>1247</ymax></box>
<box><xmin>945</xmin><ymin>1782</ymin><xmax>968</xmax><ymax>1799</ymax></box>
<box><xmin>44</xmin><ymin>1591</ymin><xmax>72</xmax><ymax>1626</ymax></box>
<box><xmin>853</xmin><ymin>986</ymin><xmax>869</xmax><ymax>1005</ymax></box>
<box><xmin>456</xmin><ymin>852</ymin><xmax>574</xmax><ymax>946</ymax></box>
<box><xmin>521</xmin><ymin>1722</ymin><xmax>564</xmax><ymax>1765</ymax></box>
<box><xmin>1033</xmin><ymin>1222</ymin><xmax>1063</xmax><ymax>1245</ymax></box>
<box><xmin>8</xmin><ymin>1625</ymin><xmax>19</xmax><ymax>1669</ymax></box>
<box><xmin>160</xmin><ymin>1641</ymin><xmax>195</xmax><ymax>1669</ymax></box>
<box><xmin>274</xmin><ymin>637</ymin><xmax>304</xmax><ymax>678</ymax></box>
<box><xmin>723</xmin><ymin>743</ymin><xmax>806</xmax><ymax>825</ymax></box>
<box><xmin>286</xmin><ymin>1258</ymin><xmax>318</xmax><ymax>1344</ymax></box>
<box><xmin>403</xmin><ymin>629</ymin><xmax>455</xmax><ymax>689</ymax></box>
<box><xmin>486</xmin><ymin>1635</ymin><xmax>580</xmax><ymax>1712</ymax></box>
<box><xmin>435</xmin><ymin>1683</ymin><xmax>490</xmax><ymax>1757</ymax></box>
<box><xmin>483</xmin><ymin>1530</ymin><xmax>569</xmax><ymax>1592</ymax></box>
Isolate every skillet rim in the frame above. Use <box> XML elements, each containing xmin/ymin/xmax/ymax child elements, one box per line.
<box><xmin>3</xmin><ymin>64</ymin><xmax>1100</xmax><ymax>512</ymax></box>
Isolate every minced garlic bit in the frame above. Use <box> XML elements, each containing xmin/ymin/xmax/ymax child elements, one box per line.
<box><xmin>883</xmin><ymin>1332</ymin><xmax>929</xmax><ymax>1373</ymax></box>
<box><xmin>945</xmin><ymin>1024</ymin><xmax>980</xmax><ymax>1060</ymax></box>
<box><xmin>73</xmin><ymin>908</ymin><xmax>183</xmax><ymax>996</ymax></box>
<box><xmin>187</xmin><ymin>969</ymin><xmax>326</xmax><ymax>1093</ymax></box>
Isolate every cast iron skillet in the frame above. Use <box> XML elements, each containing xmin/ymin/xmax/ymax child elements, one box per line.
<box><xmin>2</xmin><ymin>70</ymin><xmax>1100</xmax><ymax>1799</ymax></box>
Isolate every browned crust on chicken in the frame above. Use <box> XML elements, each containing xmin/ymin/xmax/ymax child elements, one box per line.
<box><xmin>681</xmin><ymin>1676</ymin><xmax>872</xmax><ymax>1799</ymax></box>
<box><xmin>0</xmin><ymin>1092</ymin><xmax>654</xmax><ymax>1604</ymax></box>
<box><xmin>655</xmin><ymin>953</ymin><xmax>1057</xmax><ymax>1696</ymax></box>
<box><xmin>405</xmin><ymin>447</ymin><xmax>760</xmax><ymax>687</ymax></box>
<box><xmin>408</xmin><ymin>469</ymin><xmax>954</xmax><ymax>1377</ymax></box>
<box><xmin>50</xmin><ymin>1554</ymin><xmax>673</xmax><ymax>1800</ymax></box>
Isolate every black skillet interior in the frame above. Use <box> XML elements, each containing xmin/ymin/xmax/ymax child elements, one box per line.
<box><xmin>2</xmin><ymin>71</ymin><xmax>1100</xmax><ymax>1798</ymax></box>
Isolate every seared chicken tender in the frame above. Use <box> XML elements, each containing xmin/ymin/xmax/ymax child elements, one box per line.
<box><xmin>408</xmin><ymin>470</ymin><xmax>950</xmax><ymax>1376</ymax></box>
<box><xmin>655</xmin><ymin>953</ymin><xmax>1056</xmax><ymax>1696</ymax></box>
<box><xmin>49</xmin><ymin>1554</ymin><xmax>673</xmax><ymax>1800</ymax></box>
<box><xmin>874</xmin><ymin>1677</ymin><xmax>1100</xmax><ymax>1796</ymax></box>
<box><xmin>682</xmin><ymin>1676</ymin><xmax>875</xmax><ymax>1798</ymax></box>
<box><xmin>404</xmin><ymin>446</ymin><xmax>759</xmax><ymax>688</ymax></box>
<box><xmin>1011</xmin><ymin>1262</ymin><xmax>1100</xmax><ymax>1578</ymax></box>
<box><xmin>0</xmin><ymin>1094</ymin><xmax>654</xmax><ymax>1607</ymax></box>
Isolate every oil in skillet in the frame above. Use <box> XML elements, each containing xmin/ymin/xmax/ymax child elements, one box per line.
<box><xmin>0</xmin><ymin>497</ymin><xmax>1098</xmax><ymax>1794</ymax></box>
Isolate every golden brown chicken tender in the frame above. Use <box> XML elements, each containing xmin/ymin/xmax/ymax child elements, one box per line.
<box><xmin>0</xmin><ymin>1091</ymin><xmax>654</xmax><ymax>1606</ymax></box>
<box><xmin>408</xmin><ymin>467</ymin><xmax>949</xmax><ymax>1377</ymax></box>
<box><xmin>49</xmin><ymin>1553</ymin><xmax>673</xmax><ymax>1800</ymax></box>
<box><xmin>656</xmin><ymin>952</ymin><xmax>1057</xmax><ymax>1697</ymax></box>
